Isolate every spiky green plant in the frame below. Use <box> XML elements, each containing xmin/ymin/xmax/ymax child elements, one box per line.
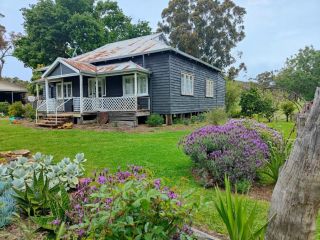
<box><xmin>12</xmin><ymin>169</ymin><xmax>60</xmax><ymax>216</ymax></box>
<box><xmin>260</xmin><ymin>141</ymin><xmax>292</xmax><ymax>184</ymax></box>
<box><xmin>215</xmin><ymin>177</ymin><xmax>268</xmax><ymax>240</ymax></box>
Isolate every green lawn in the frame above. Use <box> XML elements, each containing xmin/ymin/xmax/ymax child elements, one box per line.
<box><xmin>1</xmin><ymin>119</ymin><xmax>318</xmax><ymax>237</ymax></box>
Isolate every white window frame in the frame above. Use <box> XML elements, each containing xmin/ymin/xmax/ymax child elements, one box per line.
<box><xmin>56</xmin><ymin>82</ymin><xmax>63</xmax><ymax>99</ymax></box>
<box><xmin>206</xmin><ymin>79</ymin><xmax>214</xmax><ymax>98</ymax></box>
<box><xmin>122</xmin><ymin>74</ymin><xmax>149</xmax><ymax>97</ymax></box>
<box><xmin>137</xmin><ymin>74</ymin><xmax>148</xmax><ymax>96</ymax></box>
<box><xmin>88</xmin><ymin>78</ymin><xmax>106</xmax><ymax>98</ymax></box>
<box><xmin>122</xmin><ymin>75</ymin><xmax>135</xmax><ymax>96</ymax></box>
<box><xmin>56</xmin><ymin>82</ymin><xmax>72</xmax><ymax>99</ymax></box>
<box><xmin>64</xmin><ymin>82</ymin><xmax>73</xmax><ymax>99</ymax></box>
<box><xmin>181</xmin><ymin>72</ymin><xmax>194</xmax><ymax>96</ymax></box>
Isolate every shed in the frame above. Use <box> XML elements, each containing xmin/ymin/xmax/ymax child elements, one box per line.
<box><xmin>0</xmin><ymin>80</ymin><xmax>28</xmax><ymax>103</ymax></box>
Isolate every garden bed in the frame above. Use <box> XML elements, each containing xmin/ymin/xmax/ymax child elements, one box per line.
<box><xmin>0</xmin><ymin>119</ymin><xmax>300</xmax><ymax>237</ymax></box>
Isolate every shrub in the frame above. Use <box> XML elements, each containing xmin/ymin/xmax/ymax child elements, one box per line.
<box><xmin>181</xmin><ymin>119</ymin><xmax>282</xmax><ymax>187</ymax></box>
<box><xmin>24</xmin><ymin>103</ymin><xmax>35</xmax><ymax>120</ymax></box>
<box><xmin>235</xmin><ymin>179</ymin><xmax>252</xmax><ymax>194</ymax></box>
<box><xmin>146</xmin><ymin>114</ymin><xmax>164</xmax><ymax>127</ymax></box>
<box><xmin>0</xmin><ymin>152</ymin><xmax>86</xmax><ymax>191</ymax></box>
<box><xmin>281</xmin><ymin>101</ymin><xmax>295</xmax><ymax>122</ymax></box>
<box><xmin>232</xmin><ymin>119</ymin><xmax>283</xmax><ymax>148</ymax></box>
<box><xmin>0</xmin><ymin>102</ymin><xmax>10</xmax><ymax>115</ymax></box>
<box><xmin>259</xmin><ymin>141</ymin><xmax>292</xmax><ymax>184</ymax></box>
<box><xmin>205</xmin><ymin>108</ymin><xmax>228</xmax><ymax>125</ymax></box>
<box><xmin>65</xmin><ymin>166</ymin><xmax>195</xmax><ymax>239</ymax></box>
<box><xmin>215</xmin><ymin>177</ymin><xmax>268</xmax><ymax>240</ymax></box>
<box><xmin>8</xmin><ymin>101</ymin><xmax>25</xmax><ymax>117</ymax></box>
<box><xmin>0</xmin><ymin>181</ymin><xmax>16</xmax><ymax>228</ymax></box>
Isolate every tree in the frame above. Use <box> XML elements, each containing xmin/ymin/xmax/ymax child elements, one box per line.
<box><xmin>254</xmin><ymin>71</ymin><xmax>275</xmax><ymax>88</ymax></box>
<box><xmin>0</xmin><ymin>14</ymin><xmax>16</xmax><ymax>78</ymax></box>
<box><xmin>239</xmin><ymin>87</ymin><xmax>263</xmax><ymax>117</ymax></box>
<box><xmin>281</xmin><ymin>101</ymin><xmax>295</xmax><ymax>122</ymax></box>
<box><xmin>266</xmin><ymin>88</ymin><xmax>320</xmax><ymax>239</ymax></box>
<box><xmin>158</xmin><ymin>0</ymin><xmax>246</xmax><ymax>73</ymax></box>
<box><xmin>275</xmin><ymin>46</ymin><xmax>320</xmax><ymax>101</ymax></box>
<box><xmin>225</xmin><ymin>79</ymin><xmax>242</xmax><ymax>114</ymax></box>
<box><xmin>13</xmin><ymin>0</ymin><xmax>152</xmax><ymax>69</ymax></box>
<box><xmin>261</xmin><ymin>91</ymin><xmax>277</xmax><ymax>122</ymax></box>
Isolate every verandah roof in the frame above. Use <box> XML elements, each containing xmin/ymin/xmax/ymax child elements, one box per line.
<box><xmin>0</xmin><ymin>80</ymin><xmax>27</xmax><ymax>92</ymax></box>
<box><xmin>39</xmin><ymin>58</ymin><xmax>150</xmax><ymax>81</ymax></box>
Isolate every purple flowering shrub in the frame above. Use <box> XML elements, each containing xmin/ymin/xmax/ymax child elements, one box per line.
<box><xmin>181</xmin><ymin>119</ymin><xmax>282</xmax><ymax>187</ymax></box>
<box><xmin>64</xmin><ymin>166</ymin><xmax>195</xmax><ymax>239</ymax></box>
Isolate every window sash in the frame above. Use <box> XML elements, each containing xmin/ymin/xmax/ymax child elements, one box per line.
<box><xmin>123</xmin><ymin>75</ymin><xmax>135</xmax><ymax>96</ymax></box>
<box><xmin>137</xmin><ymin>74</ymin><xmax>148</xmax><ymax>96</ymax></box>
<box><xmin>181</xmin><ymin>72</ymin><xmax>194</xmax><ymax>96</ymax></box>
<box><xmin>206</xmin><ymin>79</ymin><xmax>214</xmax><ymax>98</ymax></box>
<box><xmin>56</xmin><ymin>82</ymin><xmax>72</xmax><ymax>99</ymax></box>
<box><xmin>123</xmin><ymin>74</ymin><xmax>149</xmax><ymax>96</ymax></box>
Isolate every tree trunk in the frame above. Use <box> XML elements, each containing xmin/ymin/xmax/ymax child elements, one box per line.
<box><xmin>266</xmin><ymin>87</ymin><xmax>320</xmax><ymax>240</ymax></box>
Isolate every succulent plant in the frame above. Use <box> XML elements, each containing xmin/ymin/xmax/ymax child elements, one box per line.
<box><xmin>0</xmin><ymin>181</ymin><xmax>16</xmax><ymax>228</ymax></box>
<box><xmin>0</xmin><ymin>153</ymin><xmax>86</xmax><ymax>191</ymax></box>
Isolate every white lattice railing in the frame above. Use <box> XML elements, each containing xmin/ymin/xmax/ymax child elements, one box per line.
<box><xmin>37</xmin><ymin>96</ymin><xmax>146</xmax><ymax>114</ymax></box>
<box><xmin>83</xmin><ymin>97</ymin><xmax>138</xmax><ymax>112</ymax></box>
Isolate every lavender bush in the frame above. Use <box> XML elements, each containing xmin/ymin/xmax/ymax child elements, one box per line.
<box><xmin>181</xmin><ymin>119</ymin><xmax>282</xmax><ymax>187</ymax></box>
<box><xmin>64</xmin><ymin>166</ymin><xmax>195</xmax><ymax>239</ymax></box>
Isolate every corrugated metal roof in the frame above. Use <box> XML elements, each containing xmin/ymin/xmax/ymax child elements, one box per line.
<box><xmin>71</xmin><ymin>32</ymin><xmax>221</xmax><ymax>72</ymax></box>
<box><xmin>72</xmin><ymin>33</ymin><xmax>170</xmax><ymax>63</ymax></box>
<box><xmin>61</xmin><ymin>59</ymin><xmax>149</xmax><ymax>75</ymax></box>
<box><xmin>0</xmin><ymin>80</ymin><xmax>28</xmax><ymax>92</ymax></box>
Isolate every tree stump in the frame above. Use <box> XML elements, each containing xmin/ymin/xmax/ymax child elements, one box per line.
<box><xmin>266</xmin><ymin>87</ymin><xmax>320</xmax><ymax>240</ymax></box>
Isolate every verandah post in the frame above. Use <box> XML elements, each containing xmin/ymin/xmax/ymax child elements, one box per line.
<box><xmin>45</xmin><ymin>78</ymin><xmax>49</xmax><ymax>113</ymax></box>
<box><xmin>134</xmin><ymin>72</ymin><xmax>138</xmax><ymax>110</ymax></box>
<box><xmin>80</xmin><ymin>74</ymin><xmax>83</xmax><ymax>114</ymax></box>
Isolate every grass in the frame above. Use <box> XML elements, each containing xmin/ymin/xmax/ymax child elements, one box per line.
<box><xmin>1</xmin><ymin>118</ymin><xmax>316</xmax><ymax>237</ymax></box>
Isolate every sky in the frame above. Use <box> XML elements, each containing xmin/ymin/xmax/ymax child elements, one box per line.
<box><xmin>0</xmin><ymin>0</ymin><xmax>319</xmax><ymax>81</ymax></box>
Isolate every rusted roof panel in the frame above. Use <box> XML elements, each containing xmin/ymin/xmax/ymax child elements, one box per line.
<box><xmin>63</xmin><ymin>59</ymin><xmax>97</xmax><ymax>73</ymax></box>
<box><xmin>59</xmin><ymin>59</ymin><xmax>149</xmax><ymax>75</ymax></box>
<box><xmin>72</xmin><ymin>33</ymin><xmax>170</xmax><ymax>63</ymax></box>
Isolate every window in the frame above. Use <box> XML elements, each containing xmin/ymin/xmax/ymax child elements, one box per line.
<box><xmin>181</xmin><ymin>72</ymin><xmax>194</xmax><ymax>96</ymax></box>
<box><xmin>56</xmin><ymin>82</ymin><xmax>72</xmax><ymax>99</ymax></box>
<box><xmin>88</xmin><ymin>78</ymin><xmax>106</xmax><ymax>98</ymax></box>
<box><xmin>64</xmin><ymin>82</ymin><xmax>72</xmax><ymax>99</ymax></box>
<box><xmin>122</xmin><ymin>74</ymin><xmax>148</xmax><ymax>96</ymax></box>
<box><xmin>56</xmin><ymin>83</ymin><xmax>63</xmax><ymax>99</ymax></box>
<box><xmin>206</xmin><ymin>79</ymin><xmax>214</xmax><ymax>98</ymax></box>
<box><xmin>137</xmin><ymin>74</ymin><xmax>148</xmax><ymax>96</ymax></box>
<box><xmin>123</xmin><ymin>75</ymin><xmax>135</xmax><ymax>96</ymax></box>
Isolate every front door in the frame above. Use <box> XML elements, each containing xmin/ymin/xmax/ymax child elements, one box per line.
<box><xmin>88</xmin><ymin>78</ymin><xmax>105</xmax><ymax>98</ymax></box>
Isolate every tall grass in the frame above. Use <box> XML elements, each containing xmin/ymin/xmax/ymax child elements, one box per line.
<box><xmin>215</xmin><ymin>177</ymin><xmax>268</xmax><ymax>240</ymax></box>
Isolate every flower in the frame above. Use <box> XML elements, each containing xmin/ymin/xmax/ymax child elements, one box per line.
<box><xmin>154</xmin><ymin>179</ymin><xmax>161</xmax><ymax>189</ymax></box>
<box><xmin>52</xmin><ymin>219</ymin><xmax>61</xmax><ymax>225</ymax></box>
<box><xmin>167</xmin><ymin>191</ymin><xmax>177</xmax><ymax>199</ymax></box>
<box><xmin>97</xmin><ymin>175</ymin><xmax>106</xmax><ymax>184</ymax></box>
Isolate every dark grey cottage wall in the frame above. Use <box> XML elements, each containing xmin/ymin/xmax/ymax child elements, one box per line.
<box><xmin>94</xmin><ymin>52</ymin><xmax>171</xmax><ymax>114</ymax></box>
<box><xmin>93</xmin><ymin>51</ymin><xmax>224</xmax><ymax>115</ymax></box>
<box><xmin>168</xmin><ymin>53</ymin><xmax>225</xmax><ymax>114</ymax></box>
